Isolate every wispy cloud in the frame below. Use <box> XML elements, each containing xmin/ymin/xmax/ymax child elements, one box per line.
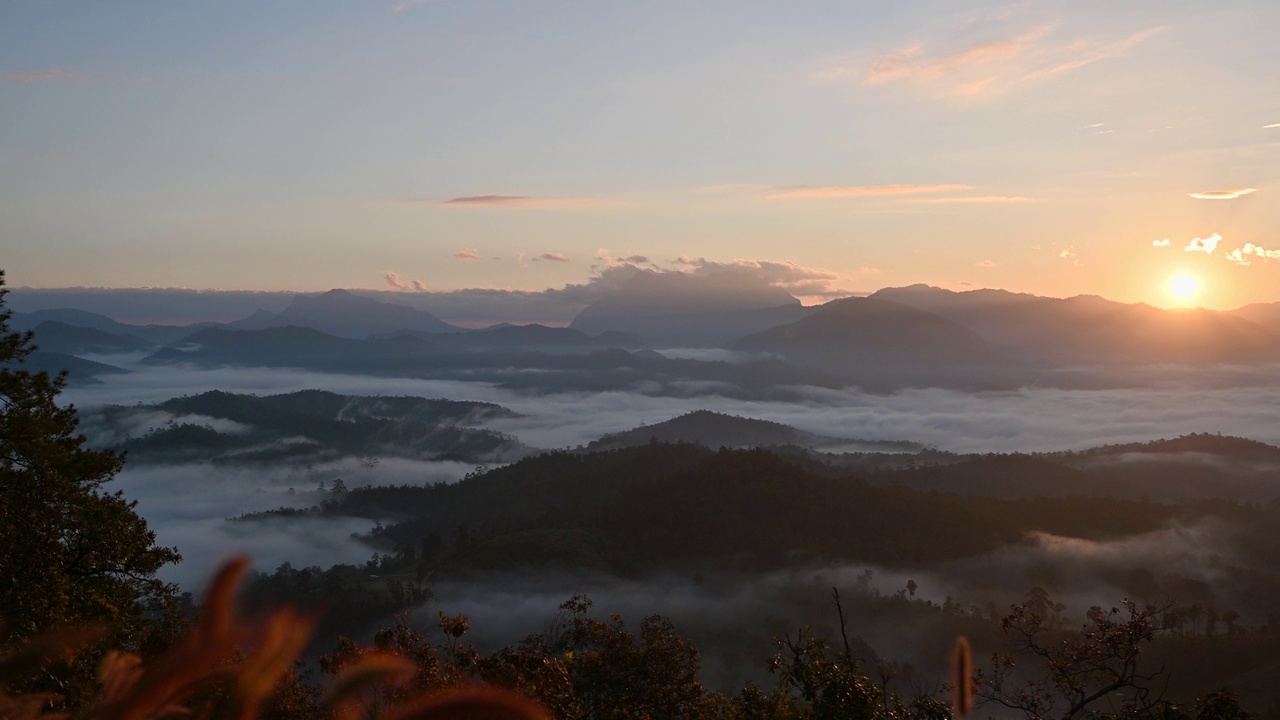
<box><xmin>383</xmin><ymin>271</ymin><xmax>427</xmax><ymax>292</ymax></box>
<box><xmin>1225</xmin><ymin>243</ymin><xmax>1280</xmax><ymax>266</ymax></box>
<box><xmin>392</xmin><ymin>0</ymin><xmax>434</xmax><ymax>13</ymax></box>
<box><xmin>1152</xmin><ymin>239</ymin><xmax>1171</xmax><ymax>247</ymax></box>
<box><xmin>454</xmin><ymin>249</ymin><xmax>479</xmax><ymax>261</ymax></box>
<box><xmin>1188</xmin><ymin>188</ymin><xmax>1256</xmax><ymax>200</ymax></box>
<box><xmin>766</xmin><ymin>184</ymin><xmax>972</xmax><ymax>200</ymax></box>
<box><xmin>862</xmin><ymin>27</ymin><xmax>1051</xmax><ymax>85</ymax></box>
<box><xmin>1185</xmin><ymin>233</ymin><xmax>1222</xmax><ymax>254</ymax></box>
<box><xmin>535</xmin><ymin>252</ymin><xmax>569</xmax><ymax>263</ymax></box>
<box><xmin>1265</xmin><ymin>122</ymin><xmax>1280</xmax><ymax>129</ymax></box>
<box><xmin>438</xmin><ymin>195</ymin><xmax>603</xmax><ymax>209</ymax></box>
<box><xmin>974</xmin><ymin>260</ymin><xmax>999</xmax><ymax>268</ymax></box>
<box><xmin>3</xmin><ymin>69</ymin><xmax>72</xmax><ymax>83</ymax></box>
<box><xmin>839</xmin><ymin>26</ymin><xmax>1161</xmax><ymax>99</ymax></box>
<box><xmin>906</xmin><ymin>195</ymin><xmax>1034</xmax><ymax>204</ymax></box>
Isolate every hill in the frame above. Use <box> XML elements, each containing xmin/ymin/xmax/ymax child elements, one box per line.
<box><xmin>99</xmin><ymin>389</ymin><xmax>527</xmax><ymax>465</ymax></box>
<box><xmin>267</xmin><ymin>289</ymin><xmax>461</xmax><ymax>338</ymax></box>
<box><xmin>872</xmin><ymin>285</ymin><xmax>1280</xmax><ymax>364</ymax></box>
<box><xmin>584</xmin><ymin>409</ymin><xmax>919</xmax><ymax>453</ymax></box>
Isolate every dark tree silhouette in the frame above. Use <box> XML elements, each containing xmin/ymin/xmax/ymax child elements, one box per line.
<box><xmin>0</xmin><ymin>270</ymin><xmax>180</xmax><ymax>697</ymax></box>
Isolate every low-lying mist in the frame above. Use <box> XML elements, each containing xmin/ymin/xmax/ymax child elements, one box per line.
<box><xmin>65</xmin><ymin>358</ymin><xmax>1280</xmax><ymax>453</ymax></box>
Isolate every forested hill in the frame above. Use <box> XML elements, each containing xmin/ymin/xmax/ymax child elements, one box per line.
<box><xmin>247</xmin><ymin>443</ymin><xmax>1179</xmax><ymax>575</ymax></box>
<box><xmin>91</xmin><ymin>389</ymin><xmax>528</xmax><ymax>464</ymax></box>
<box><xmin>582</xmin><ymin>409</ymin><xmax>921</xmax><ymax>453</ymax></box>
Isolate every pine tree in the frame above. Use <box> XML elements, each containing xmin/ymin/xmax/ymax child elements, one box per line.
<box><xmin>0</xmin><ymin>270</ymin><xmax>180</xmax><ymax>698</ymax></box>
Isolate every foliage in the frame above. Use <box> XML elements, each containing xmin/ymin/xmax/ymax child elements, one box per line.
<box><xmin>0</xmin><ymin>271</ymin><xmax>180</xmax><ymax>700</ymax></box>
<box><xmin>979</xmin><ymin>593</ymin><xmax>1170</xmax><ymax>720</ymax></box>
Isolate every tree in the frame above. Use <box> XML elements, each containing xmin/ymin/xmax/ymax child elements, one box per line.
<box><xmin>0</xmin><ymin>271</ymin><xmax>180</xmax><ymax>696</ymax></box>
<box><xmin>979</xmin><ymin>596</ymin><xmax>1170</xmax><ymax>720</ymax></box>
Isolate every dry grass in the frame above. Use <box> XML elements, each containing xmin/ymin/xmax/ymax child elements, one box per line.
<box><xmin>0</xmin><ymin>558</ymin><xmax>549</xmax><ymax>720</ymax></box>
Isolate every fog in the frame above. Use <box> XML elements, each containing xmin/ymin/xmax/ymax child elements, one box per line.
<box><xmin>114</xmin><ymin>457</ymin><xmax>478</xmax><ymax>589</ymax></box>
<box><xmin>65</xmin><ymin>358</ymin><xmax>1280</xmax><ymax>453</ymax></box>
<box><xmin>45</xmin><ymin>353</ymin><xmax>1280</xmax><ymax>701</ymax></box>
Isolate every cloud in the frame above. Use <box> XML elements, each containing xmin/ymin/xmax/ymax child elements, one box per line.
<box><xmin>671</xmin><ymin>257</ymin><xmax>851</xmax><ymax>301</ymax></box>
<box><xmin>536</xmin><ymin>253</ymin><xmax>569</xmax><ymax>263</ymax></box>
<box><xmin>392</xmin><ymin>0</ymin><xmax>434</xmax><ymax>12</ymax></box>
<box><xmin>382</xmin><ymin>270</ymin><xmax>426</xmax><ymax>291</ymax></box>
<box><xmin>1188</xmin><ymin>188</ymin><xmax>1256</xmax><ymax>200</ymax></box>
<box><xmin>863</xmin><ymin>27</ymin><xmax>1050</xmax><ymax>85</ymax></box>
<box><xmin>438</xmin><ymin>195</ymin><xmax>603</xmax><ymax>209</ymax></box>
<box><xmin>846</xmin><ymin>26</ymin><xmax>1161</xmax><ymax>99</ymax></box>
<box><xmin>1152</xmin><ymin>239</ymin><xmax>1171</xmax><ymax>248</ymax></box>
<box><xmin>906</xmin><ymin>195</ymin><xmax>1034</xmax><ymax>204</ymax></box>
<box><xmin>1225</xmin><ymin>243</ymin><xmax>1280</xmax><ymax>266</ymax></box>
<box><xmin>1265</xmin><ymin>123</ymin><xmax>1280</xmax><ymax>129</ymax></box>
<box><xmin>3</xmin><ymin>69</ymin><xmax>72</xmax><ymax>83</ymax></box>
<box><xmin>454</xmin><ymin>249</ymin><xmax>480</xmax><ymax>261</ymax></box>
<box><xmin>766</xmin><ymin>184</ymin><xmax>972</xmax><ymax>200</ymax></box>
<box><xmin>1185</xmin><ymin>234</ymin><xmax>1221</xmax><ymax>254</ymax></box>
<box><xmin>974</xmin><ymin>260</ymin><xmax>998</xmax><ymax>268</ymax></box>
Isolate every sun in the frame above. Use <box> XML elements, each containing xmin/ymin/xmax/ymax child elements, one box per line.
<box><xmin>1168</xmin><ymin>273</ymin><xmax>1200</xmax><ymax>302</ymax></box>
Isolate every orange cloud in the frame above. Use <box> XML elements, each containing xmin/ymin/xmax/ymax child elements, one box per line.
<box><xmin>865</xmin><ymin>27</ymin><xmax>1049</xmax><ymax>85</ymax></box>
<box><xmin>905</xmin><ymin>195</ymin><xmax>1035</xmax><ymax>204</ymax></box>
<box><xmin>1188</xmin><ymin>188</ymin><xmax>1256</xmax><ymax>200</ymax></box>
<box><xmin>437</xmin><ymin>195</ymin><xmax>604</xmax><ymax>209</ymax></box>
<box><xmin>454</xmin><ymin>249</ymin><xmax>480</xmax><ymax>260</ymax></box>
<box><xmin>843</xmin><ymin>26</ymin><xmax>1160</xmax><ymax>99</ymax></box>
<box><xmin>4</xmin><ymin>69</ymin><xmax>72</xmax><ymax>83</ymax></box>
<box><xmin>1225</xmin><ymin>243</ymin><xmax>1280</xmax><ymax>265</ymax></box>
<box><xmin>767</xmin><ymin>184</ymin><xmax>972</xmax><ymax>200</ymax></box>
<box><xmin>1185</xmin><ymin>233</ymin><xmax>1222</xmax><ymax>254</ymax></box>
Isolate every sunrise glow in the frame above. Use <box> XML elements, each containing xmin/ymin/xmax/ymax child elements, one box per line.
<box><xmin>1168</xmin><ymin>273</ymin><xmax>1200</xmax><ymax>303</ymax></box>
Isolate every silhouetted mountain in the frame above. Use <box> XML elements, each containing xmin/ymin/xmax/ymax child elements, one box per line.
<box><xmin>1231</xmin><ymin>301</ymin><xmax>1280</xmax><ymax>330</ymax></box>
<box><xmin>11</xmin><ymin>308</ymin><xmax>137</xmax><ymax>335</ymax></box>
<box><xmin>584</xmin><ymin>410</ymin><xmax>920</xmax><ymax>453</ymax></box>
<box><xmin>269</xmin><ymin>289</ymin><xmax>460</xmax><ymax>338</ymax></box>
<box><xmin>102</xmin><ymin>389</ymin><xmax>527</xmax><ymax>464</ymax></box>
<box><xmin>569</xmin><ymin>270</ymin><xmax>813</xmax><ymax>345</ymax></box>
<box><xmin>736</xmin><ymin>296</ymin><xmax>1001</xmax><ymax>385</ymax></box>
<box><xmin>27</xmin><ymin>320</ymin><xmax>153</xmax><ymax>355</ymax></box>
<box><xmin>872</xmin><ymin>285</ymin><xmax>1280</xmax><ymax>364</ymax></box>
<box><xmin>228</xmin><ymin>308</ymin><xmax>279</xmax><ymax>330</ymax></box>
<box><xmin>8</xmin><ymin>351</ymin><xmax>130</xmax><ymax>385</ymax></box>
<box><xmin>11</xmin><ymin>308</ymin><xmax>213</xmax><ymax>345</ymax></box>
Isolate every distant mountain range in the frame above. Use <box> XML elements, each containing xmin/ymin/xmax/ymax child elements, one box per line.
<box><xmin>11</xmin><ymin>280</ymin><xmax>1280</xmax><ymax>391</ymax></box>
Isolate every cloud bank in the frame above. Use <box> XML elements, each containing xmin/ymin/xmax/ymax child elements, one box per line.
<box><xmin>1188</xmin><ymin>188</ymin><xmax>1256</xmax><ymax>200</ymax></box>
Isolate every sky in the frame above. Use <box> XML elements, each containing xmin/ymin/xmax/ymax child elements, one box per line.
<box><xmin>2</xmin><ymin>1</ymin><xmax>1278</xmax><ymax>310</ymax></box>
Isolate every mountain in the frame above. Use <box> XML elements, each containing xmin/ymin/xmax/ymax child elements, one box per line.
<box><xmin>227</xmin><ymin>308</ymin><xmax>279</xmax><ymax>330</ymax></box>
<box><xmin>8</xmin><ymin>351</ymin><xmax>130</xmax><ymax>385</ymax></box>
<box><xmin>583</xmin><ymin>410</ymin><xmax>919</xmax><ymax>453</ymax></box>
<box><xmin>872</xmin><ymin>285</ymin><xmax>1280</xmax><ymax>364</ymax></box>
<box><xmin>1231</xmin><ymin>301</ymin><xmax>1280</xmax><ymax>330</ymax></box>
<box><xmin>569</xmin><ymin>270</ymin><xmax>814</xmax><ymax>345</ymax></box>
<box><xmin>11</xmin><ymin>308</ymin><xmax>138</xmax><ymax>335</ymax></box>
<box><xmin>106</xmin><ymin>389</ymin><xmax>527</xmax><ymax>464</ymax></box>
<box><xmin>736</xmin><ymin>296</ymin><xmax>1000</xmax><ymax>384</ymax></box>
<box><xmin>10</xmin><ymin>308</ymin><xmax>213</xmax><ymax>345</ymax></box>
<box><xmin>26</xmin><ymin>320</ymin><xmax>154</xmax><ymax>355</ymax></box>
<box><xmin>143</xmin><ymin>326</ymin><xmax>360</xmax><ymax>367</ymax></box>
<box><xmin>268</xmin><ymin>289</ymin><xmax>460</xmax><ymax>338</ymax></box>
